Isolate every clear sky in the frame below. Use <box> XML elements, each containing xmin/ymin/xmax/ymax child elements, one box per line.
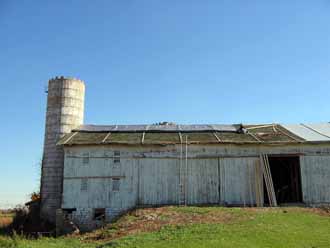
<box><xmin>1</xmin><ymin>1</ymin><xmax>330</xmax><ymax>208</ymax></box>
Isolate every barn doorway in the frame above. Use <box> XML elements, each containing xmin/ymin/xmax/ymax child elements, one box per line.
<box><xmin>264</xmin><ymin>156</ymin><xmax>302</xmax><ymax>204</ymax></box>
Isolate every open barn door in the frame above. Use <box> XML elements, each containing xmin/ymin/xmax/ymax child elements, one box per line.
<box><xmin>267</xmin><ymin>156</ymin><xmax>302</xmax><ymax>204</ymax></box>
<box><xmin>263</xmin><ymin>156</ymin><xmax>302</xmax><ymax>205</ymax></box>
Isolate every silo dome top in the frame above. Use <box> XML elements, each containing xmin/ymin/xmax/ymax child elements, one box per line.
<box><xmin>49</xmin><ymin>76</ymin><xmax>85</xmax><ymax>84</ymax></box>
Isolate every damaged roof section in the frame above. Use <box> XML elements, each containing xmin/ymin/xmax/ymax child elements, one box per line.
<box><xmin>58</xmin><ymin>123</ymin><xmax>311</xmax><ymax>146</ymax></box>
<box><xmin>73</xmin><ymin>124</ymin><xmax>240</xmax><ymax>133</ymax></box>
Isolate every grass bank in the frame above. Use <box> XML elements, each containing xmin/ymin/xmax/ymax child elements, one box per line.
<box><xmin>0</xmin><ymin>207</ymin><xmax>329</xmax><ymax>248</ymax></box>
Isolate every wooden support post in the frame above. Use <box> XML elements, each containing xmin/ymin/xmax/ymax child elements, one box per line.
<box><xmin>213</xmin><ymin>132</ymin><xmax>222</xmax><ymax>143</ymax></box>
<box><xmin>102</xmin><ymin>132</ymin><xmax>111</xmax><ymax>143</ymax></box>
<box><xmin>62</xmin><ymin>132</ymin><xmax>78</xmax><ymax>145</ymax></box>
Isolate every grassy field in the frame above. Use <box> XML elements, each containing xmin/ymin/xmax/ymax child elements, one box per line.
<box><xmin>0</xmin><ymin>207</ymin><xmax>329</xmax><ymax>248</ymax></box>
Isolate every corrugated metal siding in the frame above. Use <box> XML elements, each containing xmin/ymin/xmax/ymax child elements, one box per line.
<box><xmin>300</xmin><ymin>155</ymin><xmax>330</xmax><ymax>204</ymax></box>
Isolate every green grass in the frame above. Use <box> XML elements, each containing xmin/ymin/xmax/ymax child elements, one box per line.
<box><xmin>107</xmin><ymin>208</ymin><xmax>330</xmax><ymax>248</ymax></box>
<box><xmin>0</xmin><ymin>207</ymin><xmax>329</xmax><ymax>248</ymax></box>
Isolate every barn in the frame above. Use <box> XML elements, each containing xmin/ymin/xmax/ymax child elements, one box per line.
<box><xmin>57</xmin><ymin>123</ymin><xmax>330</xmax><ymax>230</ymax></box>
<box><xmin>39</xmin><ymin>77</ymin><xmax>330</xmax><ymax>231</ymax></box>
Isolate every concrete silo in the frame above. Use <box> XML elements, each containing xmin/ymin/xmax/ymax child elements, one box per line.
<box><xmin>40</xmin><ymin>76</ymin><xmax>85</xmax><ymax>223</ymax></box>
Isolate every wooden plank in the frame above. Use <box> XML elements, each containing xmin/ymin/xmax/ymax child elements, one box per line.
<box><xmin>213</xmin><ymin>132</ymin><xmax>222</xmax><ymax>143</ymax></box>
<box><xmin>263</xmin><ymin>155</ymin><xmax>272</xmax><ymax>205</ymax></box>
<box><xmin>102</xmin><ymin>132</ymin><xmax>111</xmax><ymax>143</ymax></box>
<box><xmin>260</xmin><ymin>154</ymin><xmax>277</xmax><ymax>207</ymax></box>
<box><xmin>178</xmin><ymin>132</ymin><xmax>183</xmax><ymax>143</ymax></box>
<box><xmin>141</xmin><ymin>132</ymin><xmax>146</xmax><ymax>144</ymax></box>
<box><xmin>264</xmin><ymin>155</ymin><xmax>277</xmax><ymax>206</ymax></box>
<box><xmin>141</xmin><ymin>125</ymin><xmax>150</xmax><ymax>144</ymax></box>
<box><xmin>64</xmin><ymin>176</ymin><xmax>126</xmax><ymax>180</ymax></box>
<box><xmin>248</xmin><ymin>132</ymin><xmax>262</xmax><ymax>142</ymax></box>
<box><xmin>62</xmin><ymin>132</ymin><xmax>78</xmax><ymax>145</ymax></box>
<box><xmin>248</xmin><ymin>162</ymin><xmax>254</xmax><ymax>206</ymax></box>
<box><xmin>260</xmin><ymin>155</ymin><xmax>272</xmax><ymax>206</ymax></box>
<box><xmin>254</xmin><ymin>161</ymin><xmax>262</xmax><ymax>207</ymax></box>
<box><xmin>245</xmin><ymin>125</ymin><xmax>275</xmax><ymax>130</ymax></box>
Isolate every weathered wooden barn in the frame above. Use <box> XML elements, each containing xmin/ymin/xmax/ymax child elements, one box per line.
<box><xmin>39</xmin><ymin>77</ymin><xmax>330</xmax><ymax>231</ymax></box>
<box><xmin>57</xmin><ymin>123</ymin><xmax>330</xmax><ymax>230</ymax></box>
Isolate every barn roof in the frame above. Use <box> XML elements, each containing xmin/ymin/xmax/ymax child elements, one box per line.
<box><xmin>282</xmin><ymin>123</ymin><xmax>330</xmax><ymax>141</ymax></box>
<box><xmin>73</xmin><ymin>124</ymin><xmax>240</xmax><ymax>132</ymax></box>
<box><xmin>57</xmin><ymin>123</ymin><xmax>319</xmax><ymax>146</ymax></box>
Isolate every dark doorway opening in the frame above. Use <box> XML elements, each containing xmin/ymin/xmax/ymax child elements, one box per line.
<box><xmin>264</xmin><ymin>156</ymin><xmax>302</xmax><ymax>204</ymax></box>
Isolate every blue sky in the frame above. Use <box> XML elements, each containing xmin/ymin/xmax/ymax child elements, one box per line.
<box><xmin>1</xmin><ymin>1</ymin><xmax>330</xmax><ymax>207</ymax></box>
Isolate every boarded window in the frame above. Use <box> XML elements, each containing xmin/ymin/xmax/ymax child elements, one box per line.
<box><xmin>81</xmin><ymin>178</ymin><xmax>88</xmax><ymax>191</ymax></box>
<box><xmin>82</xmin><ymin>153</ymin><xmax>89</xmax><ymax>164</ymax></box>
<box><xmin>93</xmin><ymin>208</ymin><xmax>105</xmax><ymax>221</ymax></box>
<box><xmin>114</xmin><ymin>151</ymin><xmax>120</xmax><ymax>163</ymax></box>
<box><xmin>62</xmin><ymin>208</ymin><xmax>76</xmax><ymax>220</ymax></box>
<box><xmin>112</xmin><ymin>178</ymin><xmax>120</xmax><ymax>191</ymax></box>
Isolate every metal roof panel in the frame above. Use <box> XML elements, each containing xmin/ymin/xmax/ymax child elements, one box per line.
<box><xmin>281</xmin><ymin>123</ymin><xmax>330</xmax><ymax>141</ymax></box>
<box><xmin>302</xmin><ymin>123</ymin><xmax>330</xmax><ymax>138</ymax></box>
<box><xmin>74</xmin><ymin>124</ymin><xmax>239</xmax><ymax>132</ymax></box>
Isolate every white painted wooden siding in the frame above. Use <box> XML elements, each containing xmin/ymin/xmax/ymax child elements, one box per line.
<box><xmin>186</xmin><ymin>159</ymin><xmax>219</xmax><ymax>204</ymax></box>
<box><xmin>300</xmin><ymin>155</ymin><xmax>330</xmax><ymax>204</ymax></box>
<box><xmin>62</xmin><ymin>156</ymin><xmax>138</xmax><ymax>209</ymax></box>
<box><xmin>138</xmin><ymin>158</ymin><xmax>180</xmax><ymax>205</ymax></box>
<box><xmin>62</xmin><ymin>144</ymin><xmax>330</xmax><ymax>213</ymax></box>
<box><xmin>220</xmin><ymin>158</ymin><xmax>258</xmax><ymax>205</ymax></box>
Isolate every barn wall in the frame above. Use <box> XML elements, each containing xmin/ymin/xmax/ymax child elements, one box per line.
<box><xmin>61</xmin><ymin>144</ymin><xmax>330</xmax><ymax>230</ymax></box>
<box><xmin>138</xmin><ymin>158</ymin><xmax>180</xmax><ymax>205</ymax></box>
<box><xmin>187</xmin><ymin>158</ymin><xmax>219</xmax><ymax>204</ymax></box>
<box><xmin>220</xmin><ymin>157</ymin><xmax>259</xmax><ymax>205</ymax></box>
<box><xmin>300</xmin><ymin>155</ymin><xmax>330</xmax><ymax>204</ymax></box>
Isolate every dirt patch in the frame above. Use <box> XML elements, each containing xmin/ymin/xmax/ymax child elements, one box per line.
<box><xmin>279</xmin><ymin>207</ymin><xmax>330</xmax><ymax>217</ymax></box>
<box><xmin>302</xmin><ymin>206</ymin><xmax>330</xmax><ymax>217</ymax></box>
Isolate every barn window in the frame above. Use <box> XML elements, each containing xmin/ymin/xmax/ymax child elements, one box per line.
<box><xmin>62</xmin><ymin>208</ymin><xmax>76</xmax><ymax>220</ymax></box>
<box><xmin>81</xmin><ymin>178</ymin><xmax>88</xmax><ymax>191</ymax></box>
<box><xmin>93</xmin><ymin>208</ymin><xmax>105</xmax><ymax>221</ymax></box>
<box><xmin>112</xmin><ymin>178</ymin><xmax>120</xmax><ymax>191</ymax></box>
<box><xmin>82</xmin><ymin>153</ymin><xmax>89</xmax><ymax>164</ymax></box>
<box><xmin>114</xmin><ymin>151</ymin><xmax>120</xmax><ymax>163</ymax></box>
